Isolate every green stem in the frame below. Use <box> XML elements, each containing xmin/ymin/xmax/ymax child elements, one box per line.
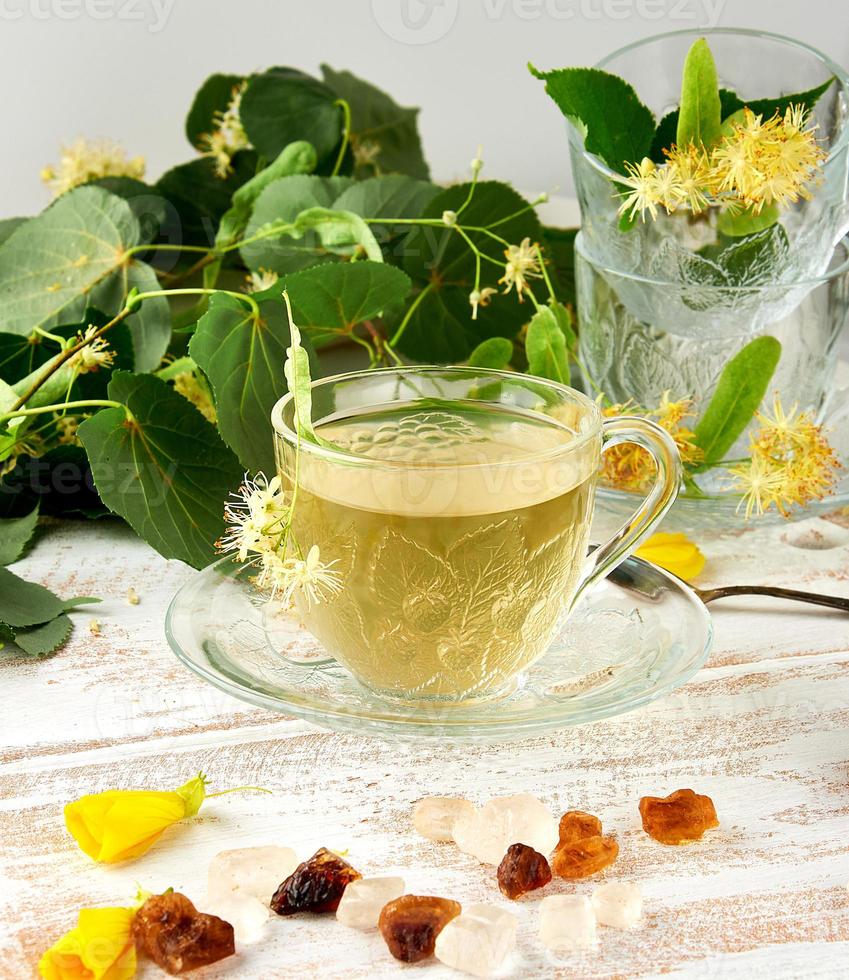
<box><xmin>130</xmin><ymin>288</ymin><xmax>259</xmax><ymax>319</ymax></box>
<box><xmin>125</xmin><ymin>243</ymin><xmax>212</xmax><ymax>257</ymax></box>
<box><xmin>0</xmin><ymin>399</ymin><xmax>123</xmax><ymax>427</ymax></box>
<box><xmin>206</xmin><ymin>786</ymin><xmax>272</xmax><ymax>798</ymax></box>
<box><xmin>390</xmin><ymin>282</ymin><xmax>434</xmax><ymax>348</ymax></box>
<box><xmin>32</xmin><ymin>326</ymin><xmax>67</xmax><ymax>347</ymax></box>
<box><xmin>534</xmin><ymin>244</ymin><xmax>557</xmax><ymax>304</ymax></box>
<box><xmin>331</xmin><ymin>99</ymin><xmax>352</xmax><ymax>177</ymax></box>
<box><xmin>9</xmin><ymin>306</ymin><xmax>134</xmax><ymax>413</ymax></box>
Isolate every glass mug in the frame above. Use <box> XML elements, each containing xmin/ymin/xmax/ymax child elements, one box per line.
<box><xmin>272</xmin><ymin>367</ymin><xmax>680</xmax><ymax>703</ymax></box>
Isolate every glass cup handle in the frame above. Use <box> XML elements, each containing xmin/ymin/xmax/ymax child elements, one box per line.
<box><xmin>572</xmin><ymin>416</ymin><xmax>682</xmax><ymax>606</ymax></box>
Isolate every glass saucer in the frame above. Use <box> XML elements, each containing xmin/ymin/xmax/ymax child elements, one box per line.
<box><xmin>165</xmin><ymin>555</ymin><xmax>712</xmax><ymax>742</ymax></box>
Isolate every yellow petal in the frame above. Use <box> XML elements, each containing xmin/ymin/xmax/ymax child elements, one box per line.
<box><xmin>65</xmin><ymin>790</ymin><xmax>187</xmax><ymax>864</ymax></box>
<box><xmin>39</xmin><ymin>907</ymin><xmax>136</xmax><ymax>980</ymax></box>
<box><xmin>635</xmin><ymin>531</ymin><xmax>706</xmax><ymax>581</ymax></box>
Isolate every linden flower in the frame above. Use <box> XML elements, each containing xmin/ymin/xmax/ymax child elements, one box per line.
<box><xmin>198</xmin><ymin>81</ymin><xmax>251</xmax><ymax>178</ymax></box>
<box><xmin>173</xmin><ymin>371</ymin><xmax>217</xmax><ymax>423</ymax></box>
<box><xmin>468</xmin><ymin>286</ymin><xmax>497</xmax><ymax>320</ymax></box>
<box><xmin>69</xmin><ymin>326</ymin><xmax>115</xmax><ymax>375</ymax></box>
<box><xmin>499</xmin><ymin>238</ymin><xmax>542</xmax><ymax>300</ymax></box>
<box><xmin>712</xmin><ymin>105</ymin><xmax>825</xmax><ymax>212</ymax></box>
<box><xmin>257</xmin><ymin>544</ymin><xmax>342</xmax><ymax>606</ymax></box>
<box><xmin>41</xmin><ymin>137</ymin><xmax>145</xmax><ymax>197</ymax></box>
<box><xmin>728</xmin><ymin>397</ymin><xmax>840</xmax><ymax>518</ymax></box>
<box><xmin>64</xmin><ymin>773</ymin><xmax>208</xmax><ymax>863</ymax></box>
<box><xmin>635</xmin><ymin>531</ymin><xmax>706</xmax><ymax>581</ymax></box>
<box><xmin>55</xmin><ymin>416</ymin><xmax>80</xmax><ymax>447</ymax></box>
<box><xmin>618</xmin><ymin>157</ymin><xmax>662</xmax><ymax>220</ymax></box>
<box><xmin>220</xmin><ymin>473</ymin><xmax>292</xmax><ymax>562</ymax></box>
<box><xmin>246</xmin><ymin>267</ymin><xmax>279</xmax><ymax>293</ymax></box>
<box><xmin>39</xmin><ymin>906</ymin><xmax>137</xmax><ymax>980</ymax></box>
<box><xmin>601</xmin><ymin>394</ymin><xmax>703</xmax><ymax>491</ymax></box>
<box><xmin>663</xmin><ymin>144</ymin><xmax>713</xmax><ymax>214</ymax></box>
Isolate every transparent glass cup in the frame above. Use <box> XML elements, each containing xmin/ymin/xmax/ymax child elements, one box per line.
<box><xmin>575</xmin><ymin>231</ymin><xmax>849</xmax><ymax>469</ymax></box>
<box><xmin>569</xmin><ymin>29</ymin><xmax>849</xmax><ymax>284</ymax></box>
<box><xmin>271</xmin><ymin>367</ymin><xmax>681</xmax><ymax>704</ymax></box>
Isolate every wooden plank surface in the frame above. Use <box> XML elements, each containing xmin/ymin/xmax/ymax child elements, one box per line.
<box><xmin>2</xmin><ymin>513</ymin><xmax>849</xmax><ymax>978</ymax></box>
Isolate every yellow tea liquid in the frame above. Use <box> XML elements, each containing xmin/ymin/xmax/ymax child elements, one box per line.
<box><xmin>286</xmin><ymin>402</ymin><xmax>598</xmax><ymax>700</ymax></box>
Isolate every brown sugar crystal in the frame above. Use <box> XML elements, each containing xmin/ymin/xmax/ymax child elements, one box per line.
<box><xmin>132</xmin><ymin>892</ymin><xmax>235</xmax><ymax>975</ymax></box>
<box><xmin>378</xmin><ymin>894</ymin><xmax>462</xmax><ymax>962</ymax></box>
<box><xmin>270</xmin><ymin>847</ymin><xmax>362</xmax><ymax>915</ymax></box>
<box><xmin>639</xmin><ymin>788</ymin><xmax>719</xmax><ymax>844</ymax></box>
<box><xmin>497</xmin><ymin>842</ymin><xmax>552</xmax><ymax>899</ymax></box>
<box><xmin>552</xmin><ymin>834</ymin><xmax>619</xmax><ymax>879</ymax></box>
<box><xmin>558</xmin><ymin>809</ymin><xmax>603</xmax><ymax>847</ymax></box>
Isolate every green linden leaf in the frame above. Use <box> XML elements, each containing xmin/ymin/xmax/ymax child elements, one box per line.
<box><xmin>715</xmin><ymin>203</ymin><xmax>781</xmax><ymax>238</ymax></box>
<box><xmin>156</xmin><ymin>153</ymin><xmax>258</xmax><ymax>248</ymax></box>
<box><xmin>398</xmin><ymin>181</ymin><xmax>543</xmax><ymax>361</ymax></box>
<box><xmin>240</xmin><ymin>174</ymin><xmax>354</xmax><ymax>274</ymax></box>
<box><xmin>525</xmin><ymin>305</ymin><xmax>570</xmax><ymax>384</ymax></box>
<box><xmin>320</xmin><ymin>65</ymin><xmax>430</xmax><ymax>179</ymax></box>
<box><xmin>280</xmin><ymin>260</ymin><xmax>411</xmax><ymax>348</ymax></box>
<box><xmin>78</xmin><ymin>371</ymin><xmax>243</xmax><ymax>568</ymax></box>
<box><xmin>216</xmin><ymin>141</ymin><xmax>318</xmax><ymax>249</ymax></box>
<box><xmin>333</xmin><ymin>175</ymin><xmax>440</xmax><ymax>258</ymax></box>
<box><xmin>89</xmin><ymin>177</ymin><xmax>169</xmax><ymax>246</ymax></box>
<box><xmin>0</xmin><ymin>565</ymin><xmax>65</xmax><ymax>627</ymax></box>
<box><xmin>540</xmin><ymin>226</ymin><xmax>578</xmax><ymax>313</ymax></box>
<box><xmin>185</xmin><ymin>72</ymin><xmax>246</xmax><ymax>149</ymax></box>
<box><xmin>467</xmin><ymin>337</ymin><xmax>513</xmax><ymax>369</ymax></box>
<box><xmin>9</xmin><ymin>612</ymin><xmax>72</xmax><ymax>657</ymax></box>
<box><xmin>676</xmin><ymin>38</ymin><xmax>722</xmax><ymax>150</ymax></box>
<box><xmin>693</xmin><ymin>336</ymin><xmax>782</xmax><ymax>465</ymax></box>
<box><xmin>0</xmin><ymin>504</ymin><xmax>39</xmax><ymax>565</ymax></box>
<box><xmin>241</xmin><ymin>68</ymin><xmax>343</xmax><ymax>167</ymax></box>
<box><xmin>189</xmin><ymin>292</ymin><xmax>305</xmax><ymax>473</ymax></box>
<box><xmin>0</xmin><ymin>217</ymin><xmax>26</xmax><ymax>247</ymax></box>
<box><xmin>529</xmin><ymin>64</ymin><xmax>655</xmax><ymax>174</ymax></box>
<box><xmin>0</xmin><ymin>330</ymin><xmax>45</xmax><ymax>382</ymax></box>
<box><xmin>0</xmin><ymin>187</ymin><xmax>168</xmax><ymax>371</ymax></box>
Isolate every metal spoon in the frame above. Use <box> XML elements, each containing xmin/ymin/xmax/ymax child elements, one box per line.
<box><xmin>605</xmin><ymin>553</ymin><xmax>849</xmax><ymax>613</ymax></box>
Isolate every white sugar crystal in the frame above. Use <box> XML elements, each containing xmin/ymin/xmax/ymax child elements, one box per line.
<box><xmin>413</xmin><ymin>796</ymin><xmax>476</xmax><ymax>842</ymax></box>
<box><xmin>592</xmin><ymin>882</ymin><xmax>643</xmax><ymax>929</ymax></box>
<box><xmin>435</xmin><ymin>903</ymin><xmax>517</xmax><ymax>977</ymax></box>
<box><xmin>336</xmin><ymin>876</ymin><xmax>405</xmax><ymax>930</ymax></box>
<box><xmin>207</xmin><ymin>845</ymin><xmax>299</xmax><ymax>905</ymax></box>
<box><xmin>539</xmin><ymin>895</ymin><xmax>597</xmax><ymax>951</ymax></box>
<box><xmin>453</xmin><ymin>794</ymin><xmax>558</xmax><ymax>865</ymax></box>
<box><xmin>203</xmin><ymin>892</ymin><xmax>269</xmax><ymax>945</ymax></box>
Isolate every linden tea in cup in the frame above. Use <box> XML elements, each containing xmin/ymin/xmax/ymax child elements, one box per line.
<box><xmin>272</xmin><ymin>367</ymin><xmax>680</xmax><ymax>702</ymax></box>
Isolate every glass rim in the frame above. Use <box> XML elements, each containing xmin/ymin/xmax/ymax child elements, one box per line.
<box><xmin>567</xmin><ymin>27</ymin><xmax>849</xmax><ymax>177</ymax></box>
<box><xmin>575</xmin><ymin>230</ymin><xmax>849</xmax><ymax>290</ymax></box>
<box><xmin>271</xmin><ymin>365</ymin><xmax>602</xmax><ymax>470</ymax></box>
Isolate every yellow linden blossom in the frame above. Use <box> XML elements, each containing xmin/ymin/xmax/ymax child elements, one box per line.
<box><xmin>712</xmin><ymin>106</ymin><xmax>826</xmax><ymax>213</ymax></box>
<box><xmin>499</xmin><ymin>238</ymin><xmax>542</xmax><ymax>300</ymax></box>
<box><xmin>69</xmin><ymin>326</ymin><xmax>115</xmax><ymax>375</ymax></box>
<box><xmin>728</xmin><ymin>397</ymin><xmax>840</xmax><ymax>518</ymax></box>
<box><xmin>173</xmin><ymin>371</ymin><xmax>217</xmax><ymax>423</ymax></box>
<box><xmin>41</xmin><ymin>138</ymin><xmax>145</xmax><ymax>198</ymax></box>
<box><xmin>39</xmin><ymin>905</ymin><xmax>137</xmax><ymax>980</ymax></box>
<box><xmin>64</xmin><ymin>773</ymin><xmax>209</xmax><ymax>863</ymax></box>
<box><xmin>635</xmin><ymin>531</ymin><xmax>706</xmax><ymax>581</ymax></box>
<box><xmin>619</xmin><ymin>104</ymin><xmax>824</xmax><ymax>220</ymax></box>
<box><xmin>601</xmin><ymin>394</ymin><xmax>703</xmax><ymax>491</ymax></box>
<box><xmin>618</xmin><ymin>157</ymin><xmax>662</xmax><ymax>221</ymax></box>
<box><xmin>198</xmin><ymin>81</ymin><xmax>252</xmax><ymax>178</ymax></box>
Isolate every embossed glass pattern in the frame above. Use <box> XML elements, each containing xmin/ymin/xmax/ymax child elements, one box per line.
<box><xmin>271</xmin><ymin>367</ymin><xmax>680</xmax><ymax>703</ymax></box>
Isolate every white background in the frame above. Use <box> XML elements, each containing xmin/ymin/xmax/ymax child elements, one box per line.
<box><xmin>2</xmin><ymin>0</ymin><xmax>849</xmax><ymax>218</ymax></box>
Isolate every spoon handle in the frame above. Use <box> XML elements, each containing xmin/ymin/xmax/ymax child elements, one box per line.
<box><xmin>698</xmin><ymin>584</ymin><xmax>849</xmax><ymax>613</ymax></box>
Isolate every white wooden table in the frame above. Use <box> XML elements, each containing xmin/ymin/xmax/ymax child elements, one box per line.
<box><xmin>3</xmin><ymin>510</ymin><xmax>849</xmax><ymax>978</ymax></box>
